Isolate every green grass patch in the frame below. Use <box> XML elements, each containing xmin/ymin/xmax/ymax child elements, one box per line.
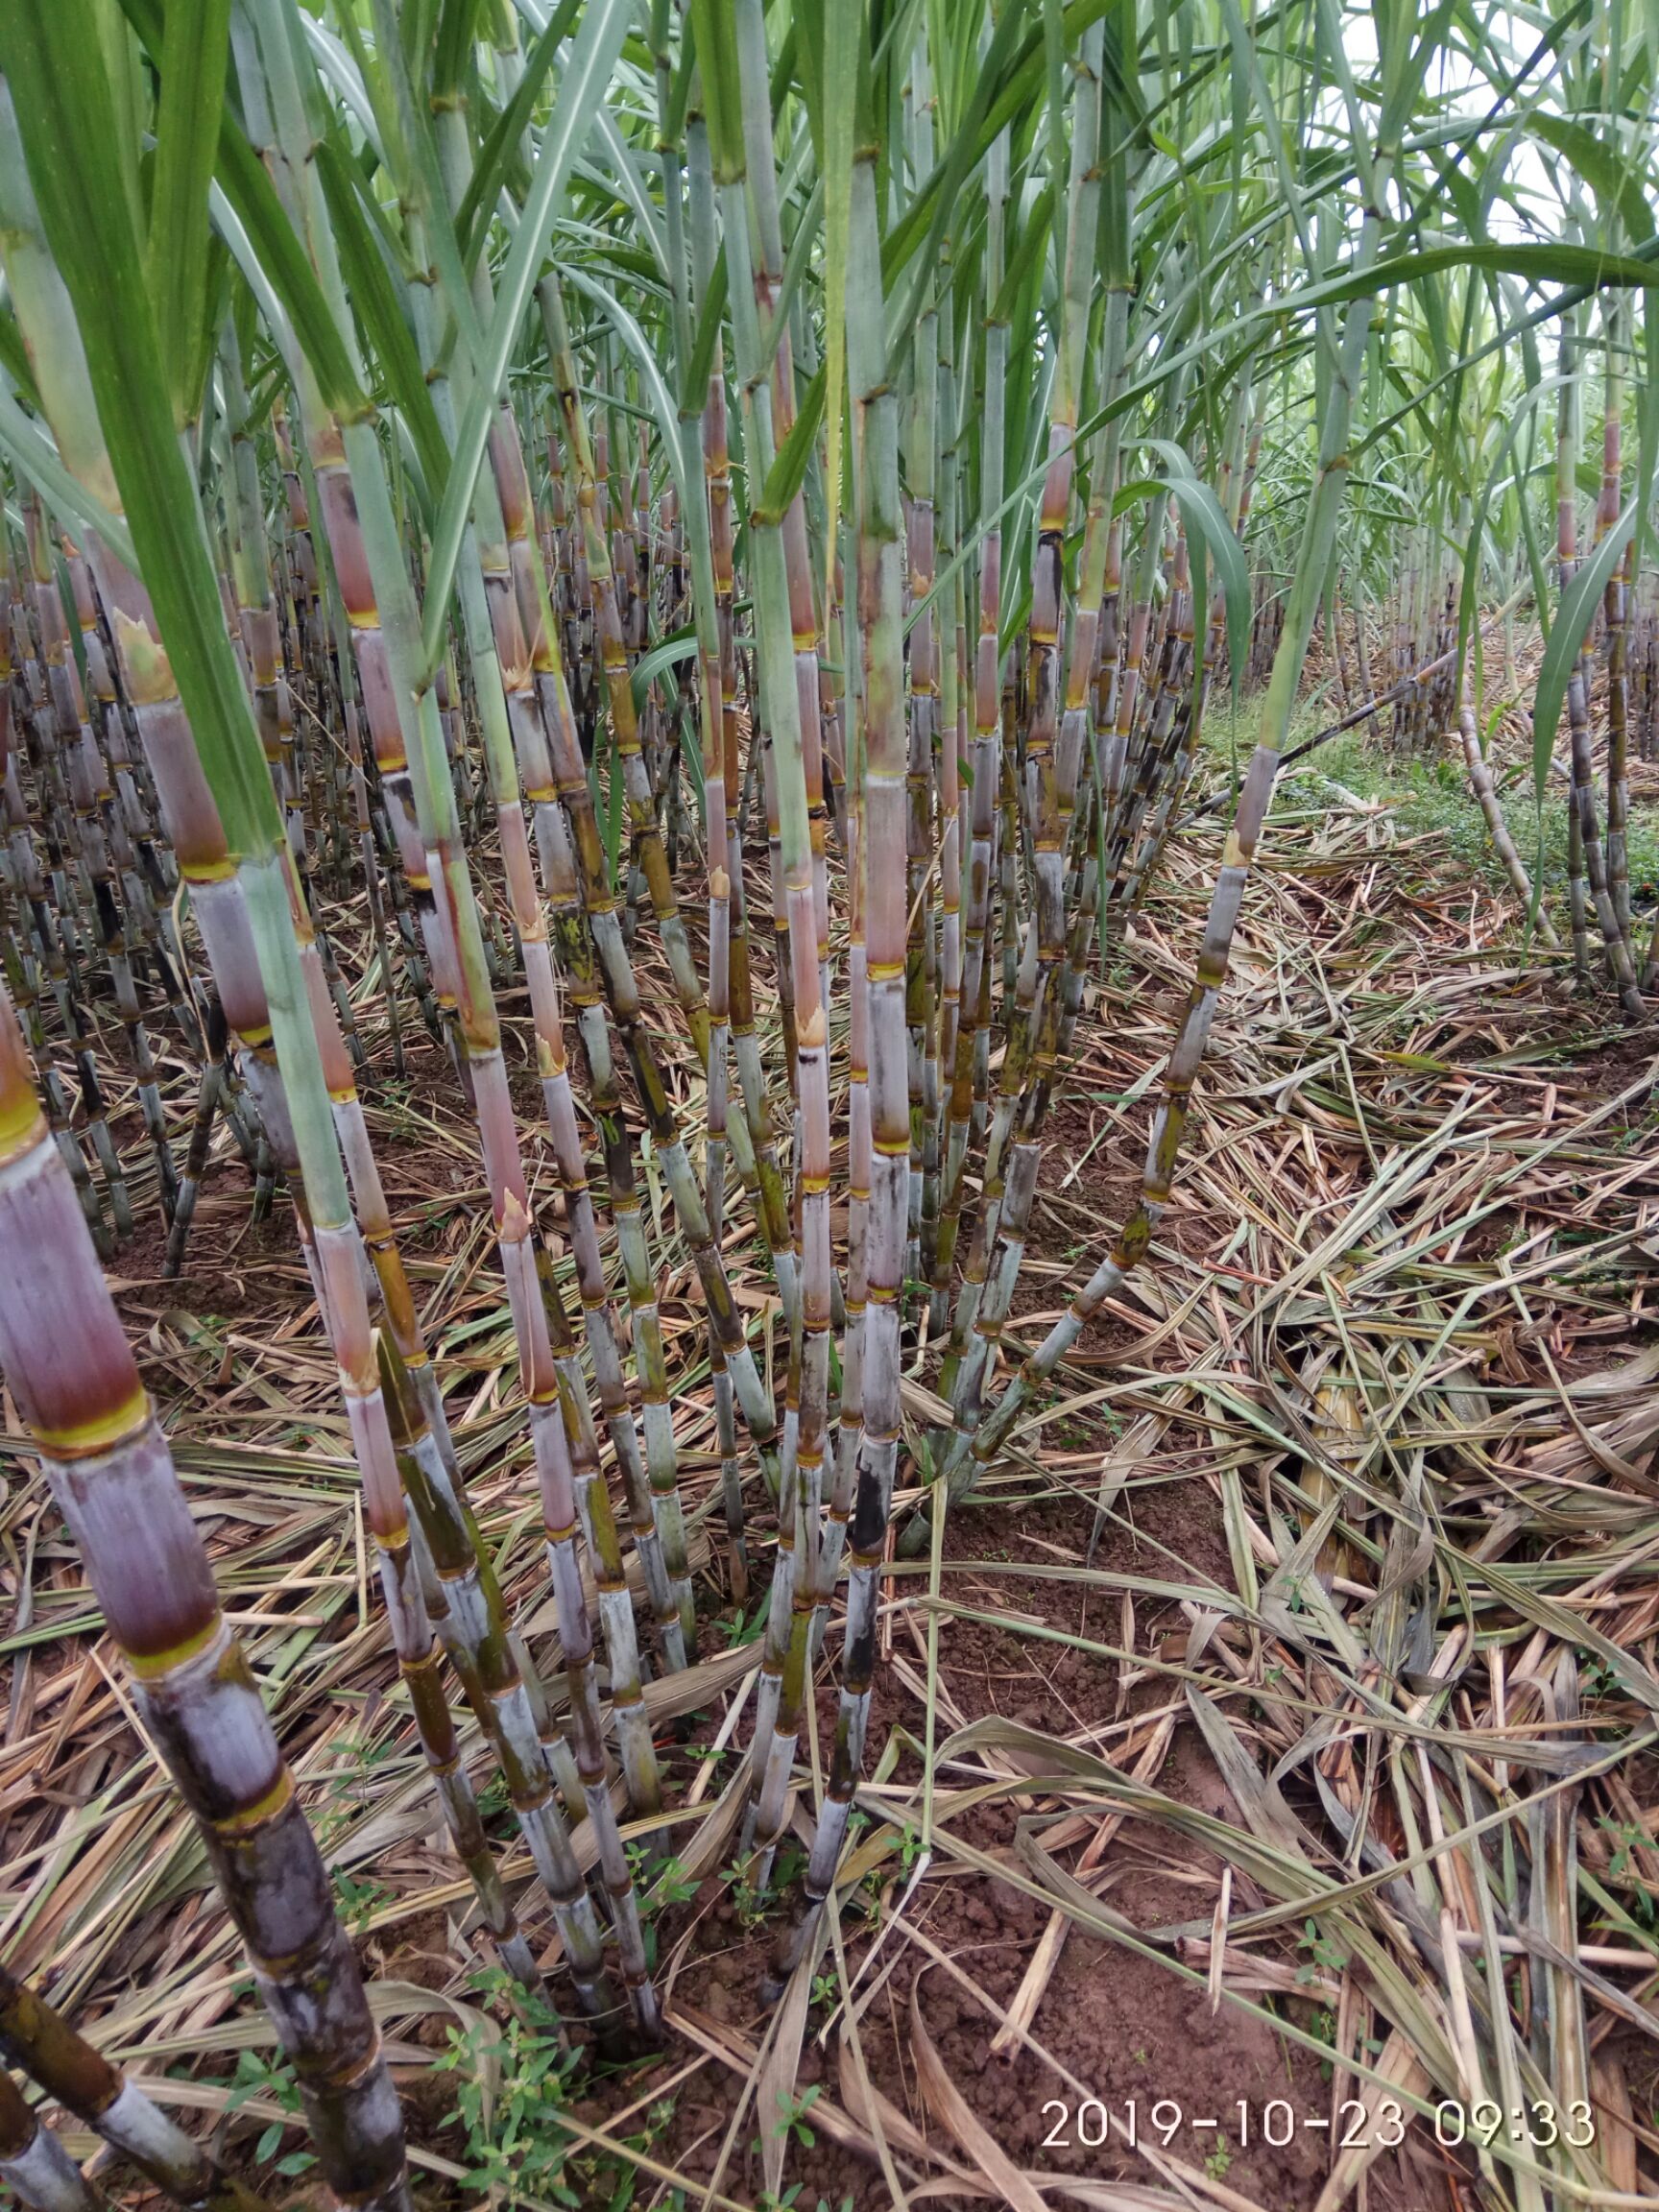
<box><xmin>1200</xmin><ymin>699</ymin><xmax>1659</xmax><ymax>910</ymax></box>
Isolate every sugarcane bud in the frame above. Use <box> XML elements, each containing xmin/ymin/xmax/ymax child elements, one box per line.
<box><xmin>110</xmin><ymin>607</ymin><xmax>175</xmax><ymax>705</ymax></box>
<box><xmin>798</xmin><ymin>1006</ymin><xmax>828</xmax><ymax>1050</ymax></box>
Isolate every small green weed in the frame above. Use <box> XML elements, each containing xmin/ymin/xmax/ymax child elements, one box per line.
<box><xmin>333</xmin><ymin>1869</ymin><xmax>391</xmax><ymax>1932</ymax></box>
<box><xmin>224</xmin><ymin>2048</ymin><xmax>315</xmax><ymax>2178</ymax></box>
<box><xmin>434</xmin><ymin>1984</ymin><xmax>583</xmax><ymax>2205</ymax></box>
<box><xmin>435</xmin><ymin>1976</ymin><xmax>676</xmax><ymax>2209</ymax></box>
<box><xmin>1295</xmin><ymin>1918</ymin><xmax>1349</xmax><ymax>1983</ymax></box>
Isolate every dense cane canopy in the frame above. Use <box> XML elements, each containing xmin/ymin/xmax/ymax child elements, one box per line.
<box><xmin>0</xmin><ymin>0</ymin><xmax>1657</xmax><ymax>2204</ymax></box>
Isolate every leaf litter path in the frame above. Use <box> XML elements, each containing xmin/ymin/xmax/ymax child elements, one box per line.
<box><xmin>4</xmin><ymin>784</ymin><xmax>1659</xmax><ymax>2212</ymax></box>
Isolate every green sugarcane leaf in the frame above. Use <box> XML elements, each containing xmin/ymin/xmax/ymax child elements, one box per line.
<box><xmin>679</xmin><ymin>721</ymin><xmax>706</xmax><ymax>831</ymax></box>
<box><xmin>1152</xmin><ymin>468</ymin><xmax>1251</xmax><ymax>696</ymax></box>
<box><xmin>420</xmin><ymin>0</ymin><xmax>633</xmax><ymax>681</ymax></box>
<box><xmin>882</xmin><ymin>0</ymin><xmax>1071</xmax><ymax>324</ymax></box>
<box><xmin>1279</xmin><ymin>241</ymin><xmax>1659</xmax><ymax>324</ymax></box>
<box><xmin>182</xmin><ymin>235</ymin><xmax>230</xmax><ymax>435</ymax></box>
<box><xmin>1187</xmin><ymin>527</ymin><xmax>1209</xmax><ymax>722</ymax></box>
<box><xmin>592</xmin><ymin>107</ymin><xmax>668</xmax><ymax>282</ymax></box>
<box><xmin>314</xmin><ymin>138</ymin><xmax>446</xmax><ymax>507</ymax></box>
<box><xmin>213</xmin><ymin>133</ymin><xmax>368</xmax><ymax>421</ymax></box>
<box><xmin>1525</xmin><ymin>115</ymin><xmax>1653</xmax><ymax>246</ymax></box>
<box><xmin>1455</xmin><ymin>378</ymin><xmax>1556</xmax><ymax>665</ymax></box>
<box><xmin>1142</xmin><ymin>437</ymin><xmax>1247</xmax><ymax>623</ymax></box>
<box><xmin>1637</xmin><ymin>292</ymin><xmax>1659</xmax><ymax>576</ymax></box>
<box><xmin>815</xmin><ymin>0</ymin><xmax>857</xmax><ymax>623</ymax></box>
<box><xmin>755</xmin><ymin>364</ymin><xmax>826</xmax><ymax>527</ymax></box>
<box><xmin>431</xmin><ymin>0</ymin><xmax>482</xmax><ymax>97</ymax></box>
<box><xmin>629</xmin><ymin>625</ymin><xmax>698</xmax><ymax>714</ymax></box>
<box><xmin>54</xmin><ymin>544</ymin><xmax>89</xmax><ymax>694</ymax></box>
<box><xmin>352</xmin><ymin>0</ymin><xmax>490</xmax><ymax>380</ymax></box>
<box><xmin>458</xmin><ymin>0</ymin><xmax>583</xmax><ymax>262</ymax></box>
<box><xmin>209</xmin><ymin>173</ymin><xmax>297</xmax><ymax>368</ymax></box>
<box><xmin>301</xmin><ymin>12</ymin><xmax>384</xmax><ymax>153</ymax></box>
<box><xmin>990</xmin><ymin>182</ymin><xmax>1056</xmax><ymax>324</ymax></box>
<box><xmin>0</xmin><ymin>309</ymin><xmax>41</xmax><ymax>411</ymax></box>
<box><xmin>603</xmin><ymin>728</ymin><xmax>625</xmax><ymax>890</ymax></box>
<box><xmin>571</xmin><ymin>237</ymin><xmax>666</xmax><ymax>291</ymax></box>
<box><xmin>113</xmin><ymin>0</ymin><xmax>369</xmax><ymax>421</ymax></box>
<box><xmin>146</xmin><ymin>0</ymin><xmax>231</xmax><ymax>426</ymax></box>
<box><xmin>1</xmin><ymin>0</ymin><xmax>280</xmax><ymax>859</ymax></box>
<box><xmin>558</xmin><ymin>264</ymin><xmax>690</xmax><ymax>519</ymax></box>
<box><xmin>794</xmin><ymin>0</ymin><xmax>825</xmax><ymax>153</ymax></box>
<box><xmin>1043</xmin><ymin>0</ymin><xmax>1068</xmax><ymax>280</ymax></box>
<box><xmin>665</xmin><ymin>12</ymin><xmax>695</xmax><ymax>141</ymax></box>
<box><xmin>1531</xmin><ymin>495</ymin><xmax>1637</xmax><ymax>813</ymax></box>
<box><xmin>678</xmin><ymin>244</ymin><xmax>728</xmax><ymax>417</ymax></box>
<box><xmin>687</xmin><ymin>0</ymin><xmax>744</xmax><ymax>177</ymax></box>
<box><xmin>758</xmin><ymin>173</ymin><xmax>824</xmax><ymax>384</ymax></box>
<box><xmin>1215</xmin><ymin>0</ymin><xmax>1314</xmax><ymax>272</ymax></box>
<box><xmin>0</xmin><ymin>382</ymin><xmax>137</xmax><ymax>571</ymax></box>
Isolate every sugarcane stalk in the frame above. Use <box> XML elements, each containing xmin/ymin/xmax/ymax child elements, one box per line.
<box><xmin>0</xmin><ymin>978</ymin><xmax>407</xmax><ymax>2209</ymax></box>
<box><xmin>933</xmin><ymin>107</ymin><xmax>1009</xmax><ymax>1334</ymax></box>
<box><xmin>776</xmin><ymin>120</ymin><xmax>908</xmax><ymax>1971</ymax></box>
<box><xmin>396</xmin><ymin>121</ymin><xmax>676</xmax><ymax>1748</ymax></box>
<box><xmin>162</xmin><ymin>1018</ymin><xmax>225</xmax><ymax>1280</ymax></box>
<box><xmin>0</xmin><ymin>2067</ymin><xmax>103</xmax><ymax>2212</ymax></box>
<box><xmin>0</xmin><ymin>1965</ymin><xmax>266</xmax><ymax>2212</ymax></box>
<box><xmin>1554</xmin><ymin>309</ymin><xmax>1642</xmax><ymax>1018</ymax></box>
<box><xmin>532</xmin><ymin>366</ymin><xmax>786</xmax><ymax>1520</ymax></box>
<box><xmin>680</xmin><ymin>106</ymin><xmax>801</xmax><ymax>1309</ymax></box>
<box><xmin>721</xmin><ymin>0</ymin><xmax>839</xmax><ymax>1857</ymax></box>
<box><xmin>942</xmin><ymin>28</ymin><xmax>1107</xmax><ymax>1437</ymax></box>
<box><xmin>237</xmin><ymin>14</ymin><xmax>665</xmax><ymax>2032</ymax></box>
<box><xmin>1454</xmin><ymin>658</ymin><xmax>1561</xmax><ymax>949</ymax></box>
<box><xmin>2</xmin><ymin>57</ymin><xmax>579</xmax><ymax>1980</ymax></box>
<box><xmin>930</xmin><ymin>113</ymin><xmax>1411</xmax><ymax>1523</ymax></box>
<box><xmin>1599</xmin><ymin>295</ymin><xmax>1632</xmax><ymax>948</ymax></box>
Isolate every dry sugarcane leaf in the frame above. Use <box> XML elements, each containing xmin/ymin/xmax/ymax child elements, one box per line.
<box><xmin>672</xmin><ymin>2000</ymin><xmax>910</xmax><ymax>2180</ymax></box>
<box><xmin>657</xmin><ymin>1760</ymin><xmax>753</xmax><ymax>1892</ymax></box>
<box><xmin>834</xmin><ymin>2029</ymin><xmax>937</xmax><ymax>2165</ymax></box>
<box><xmin>1182</xmin><ymin>1688</ymin><xmax>1310</xmax><ymax>1859</ymax></box>
<box><xmin>1255</xmin><ymin>1497</ymin><xmax>1367</xmax><ymax>1670</ymax></box>
<box><xmin>993</xmin><ymin>1712</ymin><xmax>1177</xmax><ymax>2056</ymax></box>
<box><xmin>1056</xmin><ymin>2187</ymin><xmax>1194</xmax><ymax>2211</ymax></box>
<box><xmin>757</xmin><ymin>1928</ymin><xmax>817</xmax><ymax>2202</ymax></box>
<box><xmin>1591</xmin><ymin>2055</ymin><xmax>1639</xmax><ymax>2197</ymax></box>
<box><xmin>1532</xmin><ymin>1653</ymin><xmax>1592</xmax><ymax>2126</ymax></box>
<box><xmin>946</xmin><ymin>1760</ymin><xmax>1461</xmax><ymax>2097</ymax></box>
<box><xmin>1310</xmin><ymin>2031</ymin><xmax>1430</xmax><ymax>2212</ymax></box>
<box><xmin>907</xmin><ymin>1972</ymin><xmax>1048</xmax><ymax>2212</ymax></box>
